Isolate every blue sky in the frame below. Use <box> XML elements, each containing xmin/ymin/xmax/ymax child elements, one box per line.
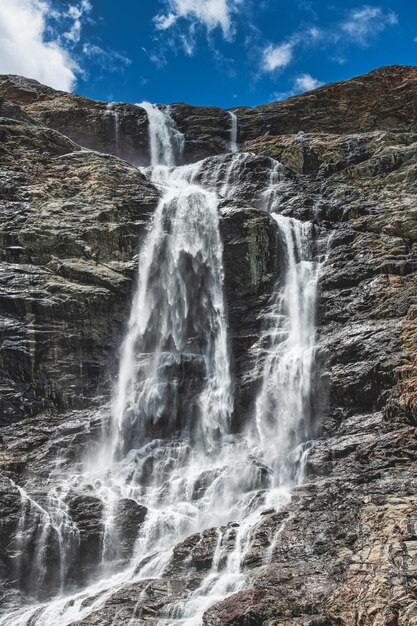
<box><xmin>0</xmin><ymin>0</ymin><xmax>416</xmax><ymax>108</ymax></box>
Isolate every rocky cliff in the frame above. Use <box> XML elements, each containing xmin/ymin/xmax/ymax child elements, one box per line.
<box><xmin>0</xmin><ymin>66</ymin><xmax>416</xmax><ymax>625</ymax></box>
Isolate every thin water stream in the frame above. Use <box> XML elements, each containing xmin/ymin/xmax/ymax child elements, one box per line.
<box><xmin>228</xmin><ymin>111</ymin><xmax>238</xmax><ymax>153</ymax></box>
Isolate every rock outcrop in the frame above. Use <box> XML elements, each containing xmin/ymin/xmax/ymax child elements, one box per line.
<box><xmin>2</xmin><ymin>65</ymin><xmax>416</xmax><ymax>163</ymax></box>
<box><xmin>0</xmin><ymin>116</ymin><xmax>159</xmax><ymax>424</ymax></box>
<box><xmin>0</xmin><ymin>65</ymin><xmax>416</xmax><ymax>624</ymax></box>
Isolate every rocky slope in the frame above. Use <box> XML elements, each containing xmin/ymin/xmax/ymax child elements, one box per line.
<box><xmin>0</xmin><ymin>66</ymin><xmax>416</xmax><ymax>624</ymax></box>
<box><xmin>1</xmin><ymin>65</ymin><xmax>416</xmax><ymax>163</ymax></box>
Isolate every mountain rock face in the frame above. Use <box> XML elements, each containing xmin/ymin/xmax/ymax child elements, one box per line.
<box><xmin>0</xmin><ymin>66</ymin><xmax>416</xmax><ymax>624</ymax></box>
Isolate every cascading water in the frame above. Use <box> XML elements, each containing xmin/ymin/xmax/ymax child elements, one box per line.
<box><xmin>228</xmin><ymin>111</ymin><xmax>238</xmax><ymax>153</ymax></box>
<box><xmin>142</xmin><ymin>151</ymin><xmax>289</xmax><ymax>211</ymax></box>
<box><xmin>254</xmin><ymin>214</ymin><xmax>321</xmax><ymax>482</ymax></box>
<box><xmin>136</xmin><ymin>101</ymin><xmax>184</xmax><ymax>166</ymax></box>
<box><xmin>1</xmin><ymin>102</ymin><xmax>326</xmax><ymax>626</ymax></box>
<box><xmin>111</xmin><ymin>179</ymin><xmax>232</xmax><ymax>455</ymax></box>
<box><xmin>153</xmin><ymin>165</ymin><xmax>325</xmax><ymax>626</ymax></box>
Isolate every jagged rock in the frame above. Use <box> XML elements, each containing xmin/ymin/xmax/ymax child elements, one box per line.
<box><xmin>170</xmin><ymin>104</ymin><xmax>234</xmax><ymax>162</ymax></box>
<box><xmin>65</xmin><ymin>491</ymin><xmax>105</xmax><ymax>585</ymax></box>
<box><xmin>0</xmin><ymin>117</ymin><xmax>160</xmax><ymax>424</ymax></box>
<box><xmin>202</xmin><ymin>589</ymin><xmax>267</xmax><ymax>625</ymax></box>
<box><xmin>0</xmin><ymin>75</ymin><xmax>231</xmax><ymax>165</ymax></box>
<box><xmin>3</xmin><ymin>66</ymin><xmax>417</xmax><ymax>165</ymax></box>
<box><xmin>0</xmin><ymin>76</ymin><xmax>150</xmax><ymax>164</ymax></box>
<box><xmin>0</xmin><ymin>96</ymin><xmax>35</xmax><ymax>124</ymax></box>
<box><xmin>219</xmin><ymin>200</ymin><xmax>279</xmax><ymax>423</ymax></box>
<box><xmin>238</xmin><ymin>65</ymin><xmax>417</xmax><ymax>139</ymax></box>
<box><xmin>113</xmin><ymin>498</ymin><xmax>148</xmax><ymax>560</ymax></box>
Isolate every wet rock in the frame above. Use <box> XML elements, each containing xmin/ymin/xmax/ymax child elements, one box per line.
<box><xmin>71</xmin><ymin>578</ymin><xmax>190</xmax><ymax>625</ymax></box>
<box><xmin>0</xmin><ymin>477</ymin><xmax>22</xmax><ymax>582</ymax></box>
<box><xmin>171</xmin><ymin>104</ymin><xmax>233</xmax><ymax>162</ymax></box>
<box><xmin>0</xmin><ymin>75</ymin><xmax>150</xmax><ymax>165</ymax></box>
<box><xmin>219</xmin><ymin>200</ymin><xmax>279</xmax><ymax>425</ymax></box>
<box><xmin>203</xmin><ymin>589</ymin><xmax>267</xmax><ymax>626</ymax></box>
<box><xmin>3</xmin><ymin>66</ymin><xmax>417</xmax><ymax>164</ymax></box>
<box><xmin>65</xmin><ymin>491</ymin><xmax>105</xmax><ymax>584</ymax></box>
<box><xmin>113</xmin><ymin>498</ymin><xmax>147</xmax><ymax>561</ymax></box>
<box><xmin>165</xmin><ymin>527</ymin><xmax>223</xmax><ymax>576</ymax></box>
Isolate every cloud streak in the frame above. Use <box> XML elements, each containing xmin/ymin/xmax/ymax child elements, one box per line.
<box><xmin>154</xmin><ymin>0</ymin><xmax>242</xmax><ymax>39</ymax></box>
<box><xmin>340</xmin><ymin>5</ymin><xmax>398</xmax><ymax>45</ymax></box>
<box><xmin>82</xmin><ymin>43</ymin><xmax>131</xmax><ymax>71</ymax></box>
<box><xmin>261</xmin><ymin>4</ymin><xmax>398</xmax><ymax>78</ymax></box>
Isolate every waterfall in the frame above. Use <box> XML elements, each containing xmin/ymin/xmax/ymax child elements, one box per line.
<box><xmin>228</xmin><ymin>111</ymin><xmax>238</xmax><ymax>153</ymax></box>
<box><xmin>10</xmin><ymin>481</ymin><xmax>79</xmax><ymax>599</ymax></box>
<box><xmin>0</xmin><ymin>103</ymin><xmax>325</xmax><ymax>626</ymax></box>
<box><xmin>111</xmin><ymin>179</ymin><xmax>232</xmax><ymax>456</ymax></box>
<box><xmin>136</xmin><ymin>101</ymin><xmax>184</xmax><ymax>166</ymax></box>
<box><xmin>153</xmin><ymin>171</ymin><xmax>325</xmax><ymax>626</ymax></box>
<box><xmin>112</xmin><ymin>102</ymin><xmax>231</xmax><ymax>455</ymax></box>
<box><xmin>254</xmin><ymin>214</ymin><xmax>320</xmax><ymax>482</ymax></box>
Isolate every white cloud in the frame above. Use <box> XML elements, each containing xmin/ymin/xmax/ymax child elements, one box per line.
<box><xmin>82</xmin><ymin>43</ymin><xmax>131</xmax><ymax>68</ymax></box>
<box><xmin>261</xmin><ymin>6</ymin><xmax>398</xmax><ymax>79</ymax></box>
<box><xmin>341</xmin><ymin>5</ymin><xmax>398</xmax><ymax>45</ymax></box>
<box><xmin>307</xmin><ymin>26</ymin><xmax>321</xmax><ymax>40</ymax></box>
<box><xmin>262</xmin><ymin>42</ymin><xmax>293</xmax><ymax>72</ymax></box>
<box><xmin>63</xmin><ymin>0</ymin><xmax>92</xmax><ymax>44</ymax></box>
<box><xmin>294</xmin><ymin>73</ymin><xmax>323</xmax><ymax>91</ymax></box>
<box><xmin>0</xmin><ymin>0</ymin><xmax>129</xmax><ymax>90</ymax></box>
<box><xmin>141</xmin><ymin>45</ymin><xmax>168</xmax><ymax>68</ymax></box>
<box><xmin>154</xmin><ymin>12</ymin><xmax>177</xmax><ymax>30</ymax></box>
<box><xmin>154</xmin><ymin>0</ymin><xmax>242</xmax><ymax>39</ymax></box>
<box><xmin>273</xmin><ymin>73</ymin><xmax>323</xmax><ymax>101</ymax></box>
<box><xmin>260</xmin><ymin>26</ymin><xmax>323</xmax><ymax>75</ymax></box>
<box><xmin>330</xmin><ymin>54</ymin><xmax>347</xmax><ymax>65</ymax></box>
<box><xmin>0</xmin><ymin>0</ymin><xmax>78</xmax><ymax>90</ymax></box>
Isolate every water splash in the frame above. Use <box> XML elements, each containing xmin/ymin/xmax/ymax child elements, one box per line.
<box><xmin>156</xmin><ymin>178</ymin><xmax>326</xmax><ymax>625</ymax></box>
<box><xmin>143</xmin><ymin>152</ymin><xmax>288</xmax><ymax>209</ymax></box>
<box><xmin>9</xmin><ymin>479</ymin><xmax>79</xmax><ymax>600</ymax></box>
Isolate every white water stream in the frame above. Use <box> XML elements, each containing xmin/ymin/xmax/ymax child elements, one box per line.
<box><xmin>228</xmin><ymin>111</ymin><xmax>238</xmax><ymax>153</ymax></box>
<box><xmin>136</xmin><ymin>101</ymin><xmax>184</xmax><ymax>166</ymax></box>
<box><xmin>1</xmin><ymin>103</ymin><xmax>325</xmax><ymax>626</ymax></box>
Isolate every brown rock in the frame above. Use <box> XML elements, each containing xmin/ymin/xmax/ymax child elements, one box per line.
<box><xmin>203</xmin><ymin>589</ymin><xmax>267</xmax><ymax>626</ymax></box>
